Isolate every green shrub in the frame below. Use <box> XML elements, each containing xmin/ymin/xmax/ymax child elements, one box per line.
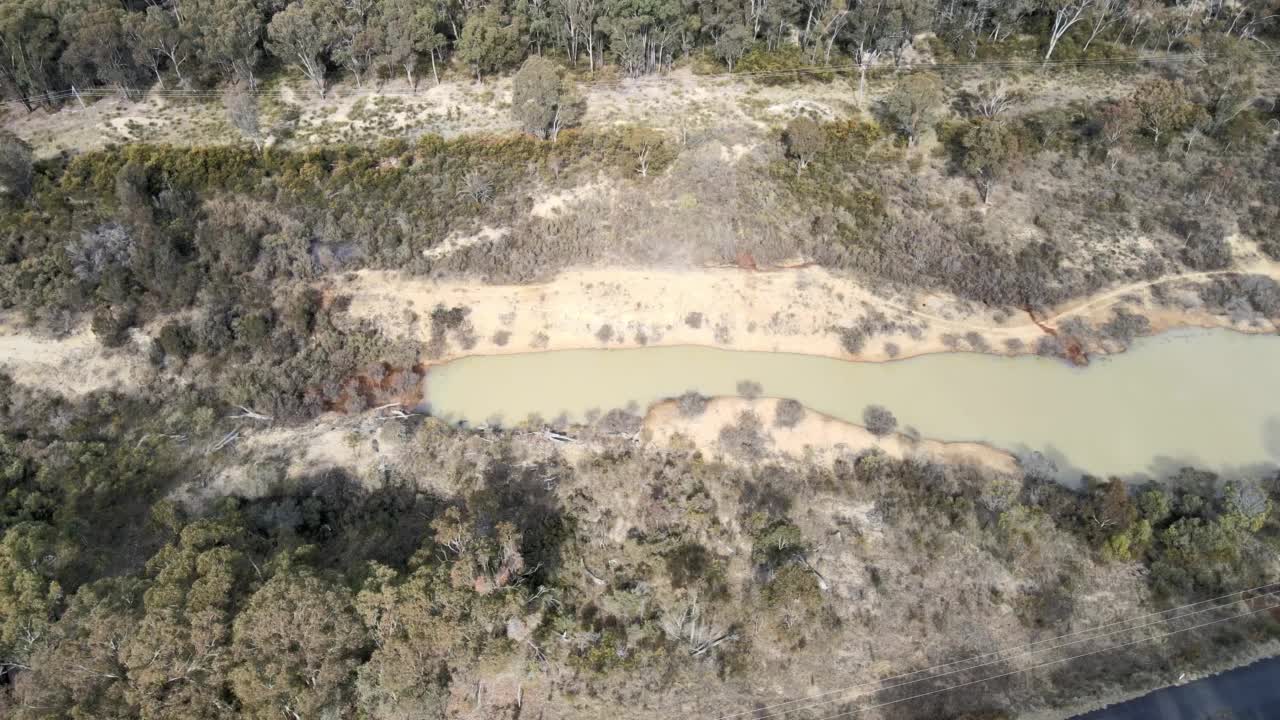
<box><xmin>736</xmin><ymin>45</ymin><xmax>834</xmax><ymax>84</ymax></box>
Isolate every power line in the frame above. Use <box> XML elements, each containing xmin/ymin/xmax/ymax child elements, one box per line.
<box><xmin>803</xmin><ymin>597</ymin><xmax>1280</xmax><ymax>720</ymax></box>
<box><xmin>705</xmin><ymin>585</ymin><xmax>1279</xmax><ymax>720</ymax></box>
<box><xmin>625</xmin><ymin>581</ymin><xmax>1279</xmax><ymax>719</ymax></box>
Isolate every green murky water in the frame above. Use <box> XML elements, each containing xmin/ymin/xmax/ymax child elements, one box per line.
<box><xmin>423</xmin><ymin>329</ymin><xmax>1280</xmax><ymax>479</ymax></box>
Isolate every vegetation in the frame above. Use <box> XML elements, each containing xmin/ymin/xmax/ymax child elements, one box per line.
<box><xmin>774</xmin><ymin>398</ymin><xmax>805</xmax><ymax>428</ymax></box>
<box><xmin>2</xmin><ymin>0</ymin><xmax>1277</xmax><ymax>110</ymax></box>
<box><xmin>3</xmin><ymin>4</ymin><xmax>1280</xmax><ymax>716</ymax></box>
<box><xmin>863</xmin><ymin>404</ymin><xmax>898</xmax><ymax>437</ymax></box>
<box><xmin>511</xmin><ymin>55</ymin><xmax>586</xmax><ymax>141</ymax></box>
<box><xmin>0</xmin><ymin>382</ymin><xmax>1275</xmax><ymax>718</ymax></box>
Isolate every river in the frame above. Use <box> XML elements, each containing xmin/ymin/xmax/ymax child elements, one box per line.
<box><xmin>422</xmin><ymin>328</ymin><xmax>1280</xmax><ymax>479</ymax></box>
<box><xmin>1073</xmin><ymin>656</ymin><xmax>1280</xmax><ymax>719</ymax></box>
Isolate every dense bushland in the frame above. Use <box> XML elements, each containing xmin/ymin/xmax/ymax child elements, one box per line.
<box><xmin>0</xmin><ymin>380</ymin><xmax>1276</xmax><ymax>718</ymax></box>
<box><xmin>0</xmin><ymin>128</ymin><xmax>679</xmax><ymax>416</ymax></box>
<box><xmin>3</xmin><ymin>0</ymin><xmax>1275</xmax><ymax>111</ymax></box>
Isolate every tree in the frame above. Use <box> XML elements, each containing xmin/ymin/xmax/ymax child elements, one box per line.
<box><xmin>714</xmin><ymin>23</ymin><xmax>750</xmax><ymax>71</ymax></box>
<box><xmin>883</xmin><ymin>73</ymin><xmax>945</xmax><ymax>146</ymax></box>
<box><xmin>223</xmin><ymin>84</ymin><xmax>261</xmax><ymax>150</ymax></box>
<box><xmin>148</xmin><ymin>7</ymin><xmax>190</xmax><ymax>88</ymax></box>
<box><xmin>1131</xmin><ymin>77</ymin><xmax>1197</xmax><ymax>145</ymax></box>
<box><xmin>188</xmin><ymin>0</ymin><xmax>265</xmax><ymax>89</ymax></box>
<box><xmin>782</xmin><ymin>116</ymin><xmax>826</xmax><ymax>174</ymax></box>
<box><xmin>267</xmin><ymin>0</ymin><xmax>340</xmax><ymax>96</ymax></box>
<box><xmin>1080</xmin><ymin>0</ymin><xmax>1124</xmax><ymax>53</ymax></box>
<box><xmin>622</xmin><ymin>126</ymin><xmax>667</xmax><ymax>177</ymax></box>
<box><xmin>511</xmin><ymin>56</ymin><xmax>585</xmax><ymax>140</ymax></box>
<box><xmin>1097</xmin><ymin>99</ymin><xmax>1138</xmax><ymax>169</ymax></box>
<box><xmin>1043</xmin><ymin>0</ymin><xmax>1095</xmax><ymax>62</ymax></box>
<box><xmin>128</xmin><ymin>6</ymin><xmax>189</xmax><ymax>89</ymax></box>
<box><xmin>58</xmin><ymin>1</ymin><xmax>143</xmax><ymax>96</ymax></box>
<box><xmin>10</xmin><ymin>577</ymin><xmax>142</xmax><ymax>718</ymax></box>
<box><xmin>959</xmin><ymin>120</ymin><xmax>1023</xmax><ymax>204</ymax></box>
<box><xmin>334</xmin><ymin>0</ymin><xmax>379</xmax><ymax>88</ymax></box>
<box><xmin>0</xmin><ymin>1</ymin><xmax>65</xmax><ymax>111</ymax></box>
<box><xmin>862</xmin><ymin>404</ymin><xmax>897</xmax><ymax>437</ymax></box>
<box><xmin>0</xmin><ymin>523</ymin><xmax>69</xmax><ymax>677</ymax></box>
<box><xmin>0</xmin><ymin>130</ymin><xmax>33</xmax><ymax>198</ymax></box>
<box><xmin>553</xmin><ymin>0</ymin><xmax>603</xmax><ymax>72</ymax></box>
<box><xmin>376</xmin><ymin>0</ymin><xmax>445</xmax><ymax>87</ymax></box>
<box><xmin>118</xmin><ymin>515</ymin><xmax>248</xmax><ymax>719</ymax></box>
<box><xmin>353</xmin><ymin>566</ymin><xmax>451</xmax><ymax>719</ymax></box>
<box><xmin>229</xmin><ymin>570</ymin><xmax>366</xmax><ymax>720</ymax></box>
<box><xmin>842</xmin><ymin>0</ymin><xmax>925</xmax><ymax>102</ymax></box>
<box><xmin>973</xmin><ymin>79</ymin><xmax>1019</xmax><ymax>118</ymax></box>
<box><xmin>1199</xmin><ymin>35</ymin><xmax>1258</xmax><ymax>134</ymax></box>
<box><xmin>456</xmin><ymin>5</ymin><xmax>522</xmax><ymax>81</ymax></box>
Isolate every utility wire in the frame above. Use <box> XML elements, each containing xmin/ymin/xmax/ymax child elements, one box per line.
<box><xmin>703</xmin><ymin>586</ymin><xmax>1279</xmax><ymax>720</ymax></box>
<box><xmin>615</xmin><ymin>581</ymin><xmax>1280</xmax><ymax>719</ymax></box>
<box><xmin>802</xmin><ymin>597</ymin><xmax>1280</xmax><ymax>720</ymax></box>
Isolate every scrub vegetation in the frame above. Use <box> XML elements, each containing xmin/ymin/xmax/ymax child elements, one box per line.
<box><xmin>3</xmin><ymin>1</ymin><xmax>1280</xmax><ymax>717</ymax></box>
<box><xmin>0</xmin><ymin>383</ymin><xmax>1277</xmax><ymax>718</ymax></box>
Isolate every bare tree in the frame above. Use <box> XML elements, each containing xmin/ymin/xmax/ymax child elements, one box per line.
<box><xmin>223</xmin><ymin>84</ymin><xmax>262</xmax><ymax>150</ymax></box>
<box><xmin>973</xmin><ymin>79</ymin><xmax>1019</xmax><ymax>118</ymax></box>
<box><xmin>1044</xmin><ymin>0</ymin><xmax>1095</xmax><ymax>62</ymax></box>
<box><xmin>1081</xmin><ymin>0</ymin><xmax>1124</xmax><ymax>52</ymax></box>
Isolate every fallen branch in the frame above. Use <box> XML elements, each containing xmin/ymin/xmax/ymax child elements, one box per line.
<box><xmin>228</xmin><ymin>406</ymin><xmax>272</xmax><ymax>421</ymax></box>
<box><xmin>581</xmin><ymin>557</ymin><xmax>606</xmax><ymax>587</ymax></box>
<box><xmin>691</xmin><ymin>632</ymin><xmax>738</xmax><ymax>656</ymax></box>
<box><xmin>206</xmin><ymin>429</ymin><xmax>240</xmax><ymax>454</ymax></box>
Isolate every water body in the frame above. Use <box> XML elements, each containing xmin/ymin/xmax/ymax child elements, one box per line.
<box><xmin>423</xmin><ymin>328</ymin><xmax>1280</xmax><ymax>479</ymax></box>
<box><xmin>1073</xmin><ymin>656</ymin><xmax>1280</xmax><ymax>720</ymax></box>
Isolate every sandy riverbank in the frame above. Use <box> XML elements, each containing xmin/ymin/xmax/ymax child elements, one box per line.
<box><xmin>645</xmin><ymin>396</ymin><xmax>1020</xmax><ymax>473</ymax></box>
<box><xmin>342</xmin><ymin>261</ymin><xmax>1280</xmax><ymax>368</ymax></box>
<box><xmin>4</xmin><ymin>260</ymin><xmax>1275</xmax><ymax>402</ymax></box>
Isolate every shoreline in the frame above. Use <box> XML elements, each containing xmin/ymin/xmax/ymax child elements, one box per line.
<box><xmin>2</xmin><ymin>262</ymin><xmax>1277</xmax><ymax>402</ymax></box>
<box><xmin>340</xmin><ymin>261</ymin><xmax>1279</xmax><ymax>371</ymax></box>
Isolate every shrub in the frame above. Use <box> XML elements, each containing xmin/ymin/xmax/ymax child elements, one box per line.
<box><xmin>862</xmin><ymin>405</ymin><xmax>897</xmax><ymax>437</ymax></box>
<box><xmin>783</xmin><ymin>117</ymin><xmax>826</xmax><ymax>174</ymax></box>
<box><xmin>751</xmin><ymin>520</ymin><xmax>806</xmax><ymax>568</ymax></box>
<box><xmin>1177</xmin><ymin>219</ymin><xmax>1232</xmax><ymax>270</ymax></box>
<box><xmin>736</xmin><ymin>380</ymin><xmax>763</xmax><ymax>399</ymax></box>
<box><xmin>0</xmin><ymin>130</ymin><xmax>34</xmax><ymax>198</ymax></box>
<box><xmin>1100</xmin><ymin>309</ymin><xmax>1151</xmax><ymax>346</ymax></box>
<box><xmin>676</xmin><ymin>391</ymin><xmax>709</xmax><ymax>417</ymax></box>
<box><xmin>157</xmin><ymin>321</ymin><xmax>196</xmax><ymax>360</ymax></box>
<box><xmin>719</xmin><ymin>411</ymin><xmax>769</xmax><ymax>461</ymax></box>
<box><xmin>91</xmin><ymin>304</ymin><xmax>136</xmax><ymax>347</ymax></box>
<box><xmin>684</xmin><ymin>312</ymin><xmax>703</xmax><ymax>329</ymax></box>
<box><xmin>774</xmin><ymin>399</ymin><xmax>805</xmax><ymax>428</ymax></box>
<box><xmin>735</xmin><ymin>44</ymin><xmax>832</xmax><ymax>84</ymax></box>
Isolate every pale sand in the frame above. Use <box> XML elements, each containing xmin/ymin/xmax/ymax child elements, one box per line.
<box><xmin>342</xmin><ymin>259</ymin><xmax>1280</xmax><ymax>367</ymax></box>
<box><xmin>0</xmin><ymin>317</ymin><xmax>151</xmax><ymax>395</ymax></box>
<box><xmin>645</xmin><ymin>396</ymin><xmax>1019</xmax><ymax>474</ymax></box>
<box><xmin>3</xmin><ymin>258</ymin><xmax>1276</xmax><ymax>417</ymax></box>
